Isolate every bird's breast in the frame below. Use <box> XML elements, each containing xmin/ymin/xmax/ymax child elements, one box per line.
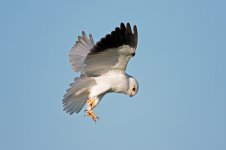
<box><xmin>93</xmin><ymin>72</ymin><xmax>129</xmax><ymax>95</ymax></box>
<box><xmin>110</xmin><ymin>76</ymin><xmax>129</xmax><ymax>93</ymax></box>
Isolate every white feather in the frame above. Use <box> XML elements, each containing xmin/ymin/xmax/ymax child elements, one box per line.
<box><xmin>90</xmin><ymin>71</ymin><xmax>130</xmax><ymax>98</ymax></box>
<box><xmin>69</xmin><ymin>32</ymin><xmax>95</xmax><ymax>72</ymax></box>
<box><xmin>63</xmin><ymin>77</ymin><xmax>96</xmax><ymax>114</ymax></box>
<box><xmin>82</xmin><ymin>45</ymin><xmax>135</xmax><ymax>75</ymax></box>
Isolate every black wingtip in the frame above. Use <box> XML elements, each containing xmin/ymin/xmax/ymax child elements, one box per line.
<box><xmin>133</xmin><ymin>25</ymin><xmax>138</xmax><ymax>48</ymax></box>
<box><xmin>126</xmin><ymin>23</ymin><xmax>131</xmax><ymax>30</ymax></box>
<box><xmin>91</xmin><ymin>22</ymin><xmax>138</xmax><ymax>53</ymax></box>
<box><xmin>120</xmin><ymin>22</ymin><xmax>126</xmax><ymax>30</ymax></box>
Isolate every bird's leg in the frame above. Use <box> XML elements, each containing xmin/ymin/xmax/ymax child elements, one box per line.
<box><xmin>87</xmin><ymin>99</ymin><xmax>95</xmax><ymax>110</ymax></box>
<box><xmin>85</xmin><ymin>110</ymin><xmax>99</xmax><ymax>122</ymax></box>
<box><xmin>85</xmin><ymin>98</ymin><xmax>99</xmax><ymax>121</ymax></box>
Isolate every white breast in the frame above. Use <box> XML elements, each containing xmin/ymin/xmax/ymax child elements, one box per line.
<box><xmin>89</xmin><ymin>71</ymin><xmax>129</xmax><ymax>98</ymax></box>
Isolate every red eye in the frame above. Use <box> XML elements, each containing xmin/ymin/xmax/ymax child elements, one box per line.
<box><xmin>132</xmin><ymin>87</ymin><xmax>136</xmax><ymax>92</ymax></box>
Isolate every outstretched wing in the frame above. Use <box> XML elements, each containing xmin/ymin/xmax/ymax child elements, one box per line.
<box><xmin>69</xmin><ymin>31</ymin><xmax>95</xmax><ymax>72</ymax></box>
<box><xmin>69</xmin><ymin>23</ymin><xmax>138</xmax><ymax>76</ymax></box>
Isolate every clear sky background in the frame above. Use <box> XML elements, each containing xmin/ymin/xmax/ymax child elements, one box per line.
<box><xmin>0</xmin><ymin>0</ymin><xmax>226</xmax><ymax>150</ymax></box>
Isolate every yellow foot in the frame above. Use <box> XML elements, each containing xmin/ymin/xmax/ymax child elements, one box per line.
<box><xmin>85</xmin><ymin>99</ymin><xmax>99</xmax><ymax>122</ymax></box>
<box><xmin>85</xmin><ymin>110</ymin><xmax>99</xmax><ymax>122</ymax></box>
<box><xmin>87</xmin><ymin>99</ymin><xmax>95</xmax><ymax>109</ymax></box>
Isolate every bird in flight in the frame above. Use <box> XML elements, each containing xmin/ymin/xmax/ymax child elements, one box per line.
<box><xmin>63</xmin><ymin>23</ymin><xmax>139</xmax><ymax>121</ymax></box>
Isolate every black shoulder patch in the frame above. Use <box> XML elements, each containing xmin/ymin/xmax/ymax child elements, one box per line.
<box><xmin>91</xmin><ymin>23</ymin><xmax>138</xmax><ymax>54</ymax></box>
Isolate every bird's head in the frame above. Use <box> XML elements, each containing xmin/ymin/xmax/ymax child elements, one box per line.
<box><xmin>127</xmin><ymin>77</ymin><xmax>139</xmax><ymax>97</ymax></box>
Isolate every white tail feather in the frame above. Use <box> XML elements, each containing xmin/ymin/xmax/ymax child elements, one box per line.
<box><xmin>63</xmin><ymin>77</ymin><xmax>96</xmax><ymax>115</ymax></box>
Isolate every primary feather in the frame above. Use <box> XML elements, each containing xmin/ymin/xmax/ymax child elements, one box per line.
<box><xmin>69</xmin><ymin>32</ymin><xmax>95</xmax><ymax>72</ymax></box>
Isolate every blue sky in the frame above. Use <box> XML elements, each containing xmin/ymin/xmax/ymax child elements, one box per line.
<box><xmin>0</xmin><ymin>0</ymin><xmax>226</xmax><ymax>150</ymax></box>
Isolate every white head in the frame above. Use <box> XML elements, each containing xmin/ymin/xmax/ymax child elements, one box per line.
<box><xmin>127</xmin><ymin>77</ymin><xmax>139</xmax><ymax>97</ymax></box>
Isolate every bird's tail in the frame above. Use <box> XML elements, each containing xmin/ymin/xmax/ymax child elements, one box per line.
<box><xmin>63</xmin><ymin>76</ymin><xmax>96</xmax><ymax>115</ymax></box>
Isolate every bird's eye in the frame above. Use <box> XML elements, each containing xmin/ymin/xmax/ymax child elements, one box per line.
<box><xmin>131</xmin><ymin>52</ymin><xmax>136</xmax><ymax>57</ymax></box>
<box><xmin>132</xmin><ymin>87</ymin><xmax>136</xmax><ymax>92</ymax></box>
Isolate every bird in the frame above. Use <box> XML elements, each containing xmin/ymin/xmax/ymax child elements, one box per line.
<box><xmin>63</xmin><ymin>22</ymin><xmax>139</xmax><ymax>121</ymax></box>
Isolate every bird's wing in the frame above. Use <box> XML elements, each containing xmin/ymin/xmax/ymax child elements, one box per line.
<box><xmin>63</xmin><ymin>76</ymin><xmax>96</xmax><ymax>115</ymax></box>
<box><xmin>69</xmin><ymin>31</ymin><xmax>95</xmax><ymax>72</ymax></box>
<box><xmin>83</xmin><ymin>23</ymin><xmax>138</xmax><ymax>75</ymax></box>
<box><xmin>69</xmin><ymin>23</ymin><xmax>138</xmax><ymax>76</ymax></box>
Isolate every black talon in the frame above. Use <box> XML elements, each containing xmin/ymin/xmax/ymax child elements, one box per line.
<box><xmin>93</xmin><ymin>116</ymin><xmax>100</xmax><ymax>123</ymax></box>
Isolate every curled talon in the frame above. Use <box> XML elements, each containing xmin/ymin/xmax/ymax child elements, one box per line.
<box><xmin>92</xmin><ymin>115</ymin><xmax>99</xmax><ymax>122</ymax></box>
<box><xmin>85</xmin><ymin>109</ymin><xmax>99</xmax><ymax>122</ymax></box>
